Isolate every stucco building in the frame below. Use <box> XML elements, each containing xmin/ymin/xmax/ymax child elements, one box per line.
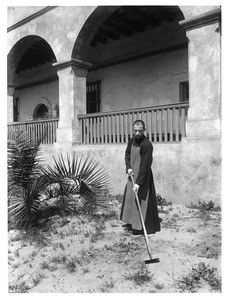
<box><xmin>7</xmin><ymin>6</ymin><xmax>221</xmax><ymax>204</ymax></box>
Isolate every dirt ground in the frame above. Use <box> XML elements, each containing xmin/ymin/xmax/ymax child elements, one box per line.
<box><xmin>8</xmin><ymin>197</ymin><xmax>222</xmax><ymax>293</ymax></box>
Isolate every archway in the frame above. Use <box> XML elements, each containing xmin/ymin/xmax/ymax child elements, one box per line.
<box><xmin>72</xmin><ymin>6</ymin><xmax>185</xmax><ymax>63</ymax></box>
<box><xmin>8</xmin><ymin>36</ymin><xmax>58</xmax><ymax>122</ymax></box>
<box><xmin>33</xmin><ymin>104</ymin><xmax>49</xmax><ymax>119</ymax></box>
<box><xmin>8</xmin><ymin>35</ymin><xmax>57</xmax><ymax>87</ymax></box>
<box><xmin>72</xmin><ymin>6</ymin><xmax>187</xmax><ymax>113</ymax></box>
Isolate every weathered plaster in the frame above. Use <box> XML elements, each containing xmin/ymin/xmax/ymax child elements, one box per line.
<box><xmin>87</xmin><ymin>48</ymin><xmax>188</xmax><ymax>111</ymax></box>
<box><xmin>7</xmin><ymin>96</ymin><xmax>14</xmax><ymax>123</ymax></box>
<box><xmin>7</xmin><ymin>6</ymin><xmax>222</xmax><ymax>206</ymax></box>
<box><xmin>41</xmin><ymin>139</ymin><xmax>221</xmax><ymax>205</ymax></box>
<box><xmin>179</xmin><ymin>6</ymin><xmax>220</xmax><ymax>20</ymax></box>
<box><xmin>55</xmin><ymin>64</ymin><xmax>87</xmax><ymax>144</ymax></box>
<box><xmin>8</xmin><ymin>6</ymin><xmax>97</xmax><ymax>62</ymax></box>
<box><xmin>7</xmin><ymin>6</ymin><xmax>46</xmax><ymax>27</ymax></box>
<box><xmin>185</xmin><ymin>19</ymin><xmax>221</xmax><ymax>138</ymax></box>
<box><xmin>14</xmin><ymin>81</ymin><xmax>58</xmax><ymax>121</ymax></box>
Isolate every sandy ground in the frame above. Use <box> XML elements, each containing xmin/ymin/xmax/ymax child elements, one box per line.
<box><xmin>8</xmin><ymin>200</ymin><xmax>221</xmax><ymax>293</ymax></box>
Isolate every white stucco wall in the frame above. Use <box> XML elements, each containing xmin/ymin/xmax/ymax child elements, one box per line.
<box><xmin>87</xmin><ymin>48</ymin><xmax>188</xmax><ymax>111</ymax></box>
<box><xmin>41</xmin><ymin>138</ymin><xmax>221</xmax><ymax>206</ymax></box>
<box><xmin>14</xmin><ymin>80</ymin><xmax>59</xmax><ymax>121</ymax></box>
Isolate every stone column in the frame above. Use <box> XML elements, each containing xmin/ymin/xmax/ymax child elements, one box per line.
<box><xmin>7</xmin><ymin>85</ymin><xmax>15</xmax><ymax>123</ymax></box>
<box><xmin>180</xmin><ymin>8</ymin><xmax>221</xmax><ymax>138</ymax></box>
<box><xmin>53</xmin><ymin>59</ymin><xmax>92</xmax><ymax>146</ymax></box>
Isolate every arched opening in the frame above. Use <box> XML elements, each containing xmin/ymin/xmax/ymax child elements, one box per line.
<box><xmin>73</xmin><ymin>6</ymin><xmax>187</xmax><ymax>111</ymax></box>
<box><xmin>33</xmin><ymin>104</ymin><xmax>49</xmax><ymax>119</ymax></box>
<box><xmin>7</xmin><ymin>36</ymin><xmax>58</xmax><ymax>122</ymax></box>
<box><xmin>73</xmin><ymin>6</ymin><xmax>189</xmax><ymax>143</ymax></box>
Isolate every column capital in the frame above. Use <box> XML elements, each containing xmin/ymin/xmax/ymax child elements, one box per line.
<box><xmin>53</xmin><ymin>58</ymin><xmax>92</xmax><ymax>71</ymax></box>
<box><xmin>7</xmin><ymin>84</ymin><xmax>16</xmax><ymax>96</ymax></box>
<box><xmin>179</xmin><ymin>8</ymin><xmax>221</xmax><ymax>31</ymax></box>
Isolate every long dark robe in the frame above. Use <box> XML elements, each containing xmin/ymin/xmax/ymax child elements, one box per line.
<box><xmin>120</xmin><ymin>135</ymin><xmax>160</xmax><ymax>234</ymax></box>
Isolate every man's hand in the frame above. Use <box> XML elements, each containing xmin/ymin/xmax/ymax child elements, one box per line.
<box><xmin>127</xmin><ymin>169</ymin><xmax>133</xmax><ymax>175</ymax></box>
<box><xmin>133</xmin><ymin>183</ymin><xmax>139</xmax><ymax>193</ymax></box>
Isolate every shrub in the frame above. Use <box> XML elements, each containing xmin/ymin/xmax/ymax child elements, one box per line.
<box><xmin>187</xmin><ymin>200</ymin><xmax>221</xmax><ymax>212</ymax></box>
<box><xmin>8</xmin><ymin>131</ymin><xmax>111</xmax><ymax>232</ymax></box>
<box><xmin>156</xmin><ymin>194</ymin><xmax>172</xmax><ymax>212</ymax></box>
<box><xmin>177</xmin><ymin>262</ymin><xmax>221</xmax><ymax>292</ymax></box>
<box><xmin>9</xmin><ymin>282</ymin><xmax>30</xmax><ymax>293</ymax></box>
<box><xmin>124</xmin><ymin>264</ymin><xmax>153</xmax><ymax>285</ymax></box>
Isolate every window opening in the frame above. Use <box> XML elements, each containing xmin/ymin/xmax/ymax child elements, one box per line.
<box><xmin>86</xmin><ymin>80</ymin><xmax>101</xmax><ymax>113</ymax></box>
<box><xmin>179</xmin><ymin>81</ymin><xmax>189</xmax><ymax>102</ymax></box>
<box><xmin>13</xmin><ymin>97</ymin><xmax>19</xmax><ymax>122</ymax></box>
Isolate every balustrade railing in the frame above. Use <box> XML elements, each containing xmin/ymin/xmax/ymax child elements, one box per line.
<box><xmin>78</xmin><ymin>102</ymin><xmax>189</xmax><ymax>144</ymax></box>
<box><xmin>7</xmin><ymin>118</ymin><xmax>59</xmax><ymax>144</ymax></box>
<box><xmin>7</xmin><ymin>102</ymin><xmax>189</xmax><ymax>145</ymax></box>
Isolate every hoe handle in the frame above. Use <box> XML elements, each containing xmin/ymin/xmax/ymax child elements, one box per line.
<box><xmin>130</xmin><ymin>173</ymin><xmax>153</xmax><ymax>261</ymax></box>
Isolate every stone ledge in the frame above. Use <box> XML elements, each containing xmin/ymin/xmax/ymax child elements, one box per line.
<box><xmin>53</xmin><ymin>59</ymin><xmax>92</xmax><ymax>71</ymax></box>
<box><xmin>180</xmin><ymin>8</ymin><xmax>221</xmax><ymax>30</ymax></box>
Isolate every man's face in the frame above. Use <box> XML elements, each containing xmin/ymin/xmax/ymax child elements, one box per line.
<box><xmin>133</xmin><ymin>124</ymin><xmax>145</xmax><ymax>139</ymax></box>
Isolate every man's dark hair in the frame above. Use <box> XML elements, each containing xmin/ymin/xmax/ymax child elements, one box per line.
<box><xmin>133</xmin><ymin>119</ymin><xmax>145</xmax><ymax>129</ymax></box>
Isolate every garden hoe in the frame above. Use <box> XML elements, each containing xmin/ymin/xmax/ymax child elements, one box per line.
<box><xmin>130</xmin><ymin>173</ymin><xmax>160</xmax><ymax>264</ymax></box>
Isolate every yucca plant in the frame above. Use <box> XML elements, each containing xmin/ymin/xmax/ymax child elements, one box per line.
<box><xmin>8</xmin><ymin>130</ymin><xmax>49</xmax><ymax>229</ymax></box>
<box><xmin>42</xmin><ymin>153</ymin><xmax>111</xmax><ymax>215</ymax></box>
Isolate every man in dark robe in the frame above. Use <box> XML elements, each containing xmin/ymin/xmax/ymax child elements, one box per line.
<box><xmin>120</xmin><ymin>120</ymin><xmax>161</xmax><ymax>235</ymax></box>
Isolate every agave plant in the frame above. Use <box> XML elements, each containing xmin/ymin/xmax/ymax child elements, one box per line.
<box><xmin>8</xmin><ymin>130</ymin><xmax>49</xmax><ymax>228</ymax></box>
<box><xmin>42</xmin><ymin>153</ymin><xmax>111</xmax><ymax>215</ymax></box>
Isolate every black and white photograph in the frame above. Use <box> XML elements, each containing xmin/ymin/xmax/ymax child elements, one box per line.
<box><xmin>4</xmin><ymin>0</ymin><xmax>226</xmax><ymax>295</ymax></box>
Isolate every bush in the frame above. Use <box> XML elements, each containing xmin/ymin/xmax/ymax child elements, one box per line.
<box><xmin>187</xmin><ymin>200</ymin><xmax>221</xmax><ymax>212</ymax></box>
<box><xmin>156</xmin><ymin>194</ymin><xmax>172</xmax><ymax>212</ymax></box>
<box><xmin>8</xmin><ymin>131</ymin><xmax>111</xmax><ymax>232</ymax></box>
<box><xmin>177</xmin><ymin>262</ymin><xmax>221</xmax><ymax>292</ymax></box>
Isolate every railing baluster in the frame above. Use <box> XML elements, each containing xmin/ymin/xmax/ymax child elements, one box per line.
<box><xmin>181</xmin><ymin>107</ymin><xmax>185</xmax><ymax>139</ymax></box>
<box><xmin>116</xmin><ymin>114</ymin><xmax>120</xmax><ymax>143</ymax></box>
<box><xmin>169</xmin><ymin>109</ymin><xmax>173</xmax><ymax>141</ymax></box>
<box><xmin>108</xmin><ymin>115</ymin><xmax>112</xmax><ymax>143</ymax></box>
<box><xmin>142</xmin><ymin>111</ymin><xmax>147</xmax><ymax>137</ymax></box>
<box><xmin>129</xmin><ymin>113</ymin><xmax>133</xmax><ymax>139</ymax></box>
<box><xmin>120</xmin><ymin>114</ymin><xmax>124</xmax><ymax>143</ymax></box>
<box><xmin>164</xmin><ymin>109</ymin><xmax>168</xmax><ymax>142</ymax></box>
<box><xmin>125</xmin><ymin>114</ymin><xmax>128</xmax><ymax>143</ymax></box>
<box><xmin>89</xmin><ymin>118</ymin><xmax>93</xmax><ymax>143</ymax></box>
<box><xmin>86</xmin><ymin>118</ymin><xmax>89</xmax><ymax>143</ymax></box>
<box><xmin>153</xmin><ymin>110</ymin><xmax>157</xmax><ymax>142</ymax></box>
<box><xmin>147</xmin><ymin>111</ymin><xmax>152</xmax><ymax>142</ymax></box>
<box><xmin>104</xmin><ymin>116</ymin><xmax>108</xmax><ymax>143</ymax></box>
<box><xmin>112</xmin><ymin>115</ymin><xmax>116</xmax><ymax>143</ymax></box>
<box><xmin>97</xmin><ymin>117</ymin><xmax>100</xmax><ymax>143</ymax></box>
<box><xmin>101</xmin><ymin>117</ymin><xmax>104</xmax><ymax>143</ymax></box>
<box><xmin>175</xmin><ymin>108</ymin><xmax>179</xmax><ymax>141</ymax></box>
<box><xmin>159</xmin><ymin>110</ymin><xmax>162</xmax><ymax>142</ymax></box>
<box><xmin>92</xmin><ymin>118</ymin><xmax>96</xmax><ymax>143</ymax></box>
<box><xmin>80</xmin><ymin>118</ymin><xmax>83</xmax><ymax>143</ymax></box>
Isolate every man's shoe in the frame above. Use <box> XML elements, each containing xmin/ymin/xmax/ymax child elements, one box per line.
<box><xmin>122</xmin><ymin>224</ymin><xmax>132</xmax><ymax>231</ymax></box>
<box><xmin>132</xmin><ymin>229</ymin><xmax>144</xmax><ymax>235</ymax></box>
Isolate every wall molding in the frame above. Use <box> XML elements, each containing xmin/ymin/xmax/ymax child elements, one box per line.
<box><xmin>7</xmin><ymin>6</ymin><xmax>58</xmax><ymax>32</ymax></box>
<box><xmin>180</xmin><ymin>8</ymin><xmax>221</xmax><ymax>31</ymax></box>
<box><xmin>53</xmin><ymin>58</ymin><xmax>92</xmax><ymax>71</ymax></box>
